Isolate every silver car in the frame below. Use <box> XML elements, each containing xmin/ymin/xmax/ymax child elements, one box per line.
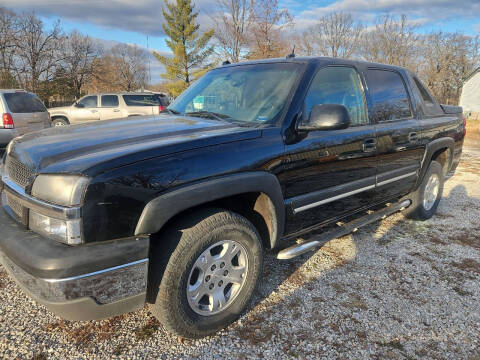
<box><xmin>0</xmin><ymin>89</ymin><xmax>51</xmax><ymax>154</ymax></box>
<box><xmin>48</xmin><ymin>92</ymin><xmax>170</xmax><ymax>126</ymax></box>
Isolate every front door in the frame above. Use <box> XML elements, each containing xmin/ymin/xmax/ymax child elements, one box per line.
<box><xmin>280</xmin><ymin>65</ymin><xmax>377</xmax><ymax>236</ymax></box>
<box><xmin>71</xmin><ymin>95</ymin><xmax>100</xmax><ymax>123</ymax></box>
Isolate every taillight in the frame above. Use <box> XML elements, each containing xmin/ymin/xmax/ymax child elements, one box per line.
<box><xmin>159</xmin><ymin>105</ymin><xmax>165</xmax><ymax>113</ymax></box>
<box><xmin>2</xmin><ymin>113</ymin><xmax>14</xmax><ymax>129</ymax></box>
<box><xmin>462</xmin><ymin>114</ymin><xmax>467</xmax><ymax>136</ymax></box>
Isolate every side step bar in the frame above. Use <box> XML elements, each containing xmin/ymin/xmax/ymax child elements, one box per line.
<box><xmin>277</xmin><ymin>199</ymin><xmax>411</xmax><ymax>260</ymax></box>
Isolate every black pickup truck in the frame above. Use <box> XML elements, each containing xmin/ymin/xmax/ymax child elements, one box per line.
<box><xmin>0</xmin><ymin>57</ymin><xmax>465</xmax><ymax>338</ymax></box>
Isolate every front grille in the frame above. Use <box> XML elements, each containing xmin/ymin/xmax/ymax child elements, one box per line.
<box><xmin>5</xmin><ymin>156</ymin><xmax>33</xmax><ymax>188</ymax></box>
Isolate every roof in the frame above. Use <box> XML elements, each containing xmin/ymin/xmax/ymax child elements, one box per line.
<box><xmin>86</xmin><ymin>92</ymin><xmax>166</xmax><ymax>96</ymax></box>
<box><xmin>0</xmin><ymin>89</ymin><xmax>27</xmax><ymax>93</ymax></box>
<box><xmin>219</xmin><ymin>56</ymin><xmax>409</xmax><ymax>73</ymax></box>
<box><xmin>463</xmin><ymin>67</ymin><xmax>480</xmax><ymax>83</ymax></box>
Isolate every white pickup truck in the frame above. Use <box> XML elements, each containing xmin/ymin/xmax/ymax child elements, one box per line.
<box><xmin>48</xmin><ymin>92</ymin><xmax>170</xmax><ymax>126</ymax></box>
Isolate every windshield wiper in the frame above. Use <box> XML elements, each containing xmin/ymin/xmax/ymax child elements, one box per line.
<box><xmin>185</xmin><ymin>111</ymin><xmax>231</xmax><ymax>122</ymax></box>
<box><xmin>161</xmin><ymin>108</ymin><xmax>181</xmax><ymax>115</ymax></box>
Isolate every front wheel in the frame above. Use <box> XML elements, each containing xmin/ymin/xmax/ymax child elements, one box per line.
<box><xmin>404</xmin><ymin>160</ymin><xmax>444</xmax><ymax>220</ymax></box>
<box><xmin>52</xmin><ymin>117</ymin><xmax>69</xmax><ymax>126</ymax></box>
<box><xmin>149</xmin><ymin>209</ymin><xmax>263</xmax><ymax>338</ymax></box>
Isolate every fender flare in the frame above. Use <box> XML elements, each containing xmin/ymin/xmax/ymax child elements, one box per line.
<box><xmin>419</xmin><ymin>137</ymin><xmax>454</xmax><ymax>184</ymax></box>
<box><xmin>134</xmin><ymin>172</ymin><xmax>285</xmax><ymax>248</ymax></box>
<box><xmin>50</xmin><ymin>114</ymin><xmax>70</xmax><ymax>123</ymax></box>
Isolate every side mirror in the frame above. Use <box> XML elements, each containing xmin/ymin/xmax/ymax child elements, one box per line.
<box><xmin>298</xmin><ymin>104</ymin><xmax>350</xmax><ymax>132</ymax></box>
<box><xmin>74</xmin><ymin>102</ymin><xmax>84</xmax><ymax>108</ymax></box>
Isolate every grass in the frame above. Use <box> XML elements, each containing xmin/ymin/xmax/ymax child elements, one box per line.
<box><xmin>134</xmin><ymin>317</ymin><xmax>161</xmax><ymax>341</ymax></box>
<box><xmin>450</xmin><ymin>258</ymin><xmax>480</xmax><ymax>274</ymax></box>
<box><xmin>376</xmin><ymin>339</ymin><xmax>405</xmax><ymax>351</ymax></box>
<box><xmin>466</xmin><ymin>120</ymin><xmax>480</xmax><ymax>142</ymax></box>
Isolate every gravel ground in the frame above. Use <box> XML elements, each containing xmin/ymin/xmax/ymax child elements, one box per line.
<box><xmin>1</xmin><ymin>144</ymin><xmax>479</xmax><ymax>359</ymax></box>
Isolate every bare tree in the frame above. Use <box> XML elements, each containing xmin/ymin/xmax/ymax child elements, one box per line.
<box><xmin>0</xmin><ymin>7</ymin><xmax>19</xmax><ymax>87</ymax></box>
<box><xmin>212</xmin><ymin>0</ymin><xmax>252</xmax><ymax>63</ymax></box>
<box><xmin>293</xmin><ymin>30</ymin><xmax>315</xmax><ymax>56</ymax></box>
<box><xmin>248</xmin><ymin>0</ymin><xmax>293</xmax><ymax>59</ymax></box>
<box><xmin>14</xmin><ymin>13</ymin><xmax>62</xmax><ymax>92</ymax></box>
<box><xmin>306</xmin><ymin>12</ymin><xmax>363</xmax><ymax>58</ymax></box>
<box><xmin>59</xmin><ymin>30</ymin><xmax>102</xmax><ymax>99</ymax></box>
<box><xmin>361</xmin><ymin>14</ymin><xmax>420</xmax><ymax>69</ymax></box>
<box><xmin>421</xmin><ymin>32</ymin><xmax>480</xmax><ymax>104</ymax></box>
<box><xmin>110</xmin><ymin>44</ymin><xmax>148</xmax><ymax>91</ymax></box>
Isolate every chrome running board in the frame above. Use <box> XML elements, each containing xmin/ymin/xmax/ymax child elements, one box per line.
<box><xmin>277</xmin><ymin>199</ymin><xmax>412</xmax><ymax>260</ymax></box>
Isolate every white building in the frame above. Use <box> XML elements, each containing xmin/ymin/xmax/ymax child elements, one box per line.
<box><xmin>460</xmin><ymin>68</ymin><xmax>480</xmax><ymax>120</ymax></box>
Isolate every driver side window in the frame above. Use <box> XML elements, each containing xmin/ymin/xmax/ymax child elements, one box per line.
<box><xmin>305</xmin><ymin>67</ymin><xmax>368</xmax><ymax>127</ymax></box>
<box><xmin>78</xmin><ymin>96</ymin><xmax>98</xmax><ymax>108</ymax></box>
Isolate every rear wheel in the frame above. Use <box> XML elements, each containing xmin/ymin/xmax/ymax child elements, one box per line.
<box><xmin>52</xmin><ymin>117</ymin><xmax>69</xmax><ymax>126</ymax></box>
<box><xmin>149</xmin><ymin>209</ymin><xmax>263</xmax><ymax>338</ymax></box>
<box><xmin>404</xmin><ymin>160</ymin><xmax>444</xmax><ymax>220</ymax></box>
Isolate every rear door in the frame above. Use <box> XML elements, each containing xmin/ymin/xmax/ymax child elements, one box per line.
<box><xmin>281</xmin><ymin>65</ymin><xmax>378</xmax><ymax>235</ymax></box>
<box><xmin>70</xmin><ymin>95</ymin><xmax>100</xmax><ymax>123</ymax></box>
<box><xmin>3</xmin><ymin>92</ymin><xmax>50</xmax><ymax>135</ymax></box>
<box><xmin>365</xmin><ymin>68</ymin><xmax>424</xmax><ymax>201</ymax></box>
<box><xmin>99</xmin><ymin>95</ymin><xmax>123</xmax><ymax>120</ymax></box>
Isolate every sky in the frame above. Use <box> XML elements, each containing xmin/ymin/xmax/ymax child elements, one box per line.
<box><xmin>2</xmin><ymin>0</ymin><xmax>480</xmax><ymax>82</ymax></box>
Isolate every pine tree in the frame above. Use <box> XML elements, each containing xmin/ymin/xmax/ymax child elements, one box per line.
<box><xmin>154</xmin><ymin>0</ymin><xmax>214</xmax><ymax>97</ymax></box>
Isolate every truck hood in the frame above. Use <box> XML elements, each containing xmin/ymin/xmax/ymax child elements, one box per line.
<box><xmin>7</xmin><ymin>115</ymin><xmax>261</xmax><ymax>176</ymax></box>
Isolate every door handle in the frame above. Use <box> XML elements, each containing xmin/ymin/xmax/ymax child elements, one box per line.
<box><xmin>91</xmin><ymin>110</ymin><xmax>98</xmax><ymax>113</ymax></box>
<box><xmin>113</xmin><ymin>109</ymin><xmax>120</xmax><ymax>112</ymax></box>
<box><xmin>362</xmin><ymin>138</ymin><xmax>377</xmax><ymax>153</ymax></box>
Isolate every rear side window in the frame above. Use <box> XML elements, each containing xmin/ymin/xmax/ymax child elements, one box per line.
<box><xmin>366</xmin><ymin>69</ymin><xmax>412</xmax><ymax>122</ymax></box>
<box><xmin>413</xmin><ymin>77</ymin><xmax>434</xmax><ymax>104</ymax></box>
<box><xmin>3</xmin><ymin>93</ymin><xmax>47</xmax><ymax>113</ymax></box>
<box><xmin>123</xmin><ymin>95</ymin><xmax>160</xmax><ymax>106</ymax></box>
<box><xmin>411</xmin><ymin>76</ymin><xmax>443</xmax><ymax>116</ymax></box>
<box><xmin>101</xmin><ymin>95</ymin><xmax>119</xmax><ymax>107</ymax></box>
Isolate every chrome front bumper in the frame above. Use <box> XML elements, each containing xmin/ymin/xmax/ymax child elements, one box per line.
<box><xmin>0</xmin><ymin>172</ymin><xmax>150</xmax><ymax>320</ymax></box>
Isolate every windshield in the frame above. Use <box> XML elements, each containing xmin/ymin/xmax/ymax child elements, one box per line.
<box><xmin>168</xmin><ymin>63</ymin><xmax>303</xmax><ymax>126</ymax></box>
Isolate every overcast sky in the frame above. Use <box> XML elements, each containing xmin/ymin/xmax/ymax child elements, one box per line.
<box><xmin>2</xmin><ymin>0</ymin><xmax>479</xmax><ymax>82</ymax></box>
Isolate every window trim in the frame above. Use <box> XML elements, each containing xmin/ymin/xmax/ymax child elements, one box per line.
<box><xmin>303</xmin><ymin>64</ymin><xmax>370</xmax><ymax>127</ymax></box>
<box><xmin>366</xmin><ymin>67</ymin><xmax>414</xmax><ymax>124</ymax></box>
<box><xmin>100</xmin><ymin>95</ymin><xmax>120</xmax><ymax>108</ymax></box>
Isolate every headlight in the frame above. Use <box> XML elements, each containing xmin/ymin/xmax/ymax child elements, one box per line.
<box><xmin>32</xmin><ymin>174</ymin><xmax>90</xmax><ymax>206</ymax></box>
<box><xmin>29</xmin><ymin>211</ymin><xmax>82</xmax><ymax>245</ymax></box>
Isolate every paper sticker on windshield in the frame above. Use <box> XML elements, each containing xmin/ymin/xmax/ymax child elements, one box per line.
<box><xmin>193</xmin><ymin>96</ymin><xmax>204</xmax><ymax>110</ymax></box>
<box><xmin>257</xmin><ymin>116</ymin><xmax>268</xmax><ymax>122</ymax></box>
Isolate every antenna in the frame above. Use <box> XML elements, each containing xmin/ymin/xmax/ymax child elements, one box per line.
<box><xmin>286</xmin><ymin>45</ymin><xmax>296</xmax><ymax>59</ymax></box>
<box><xmin>147</xmin><ymin>35</ymin><xmax>151</xmax><ymax>85</ymax></box>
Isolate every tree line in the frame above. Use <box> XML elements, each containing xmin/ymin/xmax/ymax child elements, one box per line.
<box><xmin>1</xmin><ymin>1</ymin><xmax>479</xmax><ymax>106</ymax></box>
<box><xmin>0</xmin><ymin>7</ymin><xmax>150</xmax><ymax>106</ymax></box>
<box><xmin>158</xmin><ymin>0</ymin><xmax>480</xmax><ymax>104</ymax></box>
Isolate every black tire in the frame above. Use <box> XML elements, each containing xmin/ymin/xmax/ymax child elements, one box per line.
<box><xmin>149</xmin><ymin>209</ymin><xmax>263</xmax><ymax>338</ymax></box>
<box><xmin>52</xmin><ymin>117</ymin><xmax>69</xmax><ymax>126</ymax></box>
<box><xmin>404</xmin><ymin>160</ymin><xmax>444</xmax><ymax>220</ymax></box>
